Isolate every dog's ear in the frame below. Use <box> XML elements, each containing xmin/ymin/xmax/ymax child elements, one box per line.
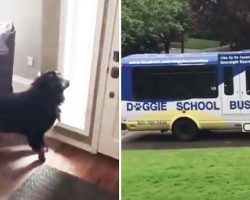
<box><xmin>37</xmin><ymin>71</ymin><xmax>57</xmax><ymax>77</ymax></box>
<box><xmin>44</xmin><ymin>71</ymin><xmax>57</xmax><ymax>76</ymax></box>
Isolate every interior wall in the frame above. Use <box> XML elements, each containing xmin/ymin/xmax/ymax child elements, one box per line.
<box><xmin>41</xmin><ymin>0</ymin><xmax>61</xmax><ymax>73</ymax></box>
<box><xmin>0</xmin><ymin>0</ymin><xmax>60</xmax><ymax>80</ymax></box>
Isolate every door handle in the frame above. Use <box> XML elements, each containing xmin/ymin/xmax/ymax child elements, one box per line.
<box><xmin>109</xmin><ymin>91</ymin><xmax>115</xmax><ymax>98</ymax></box>
<box><xmin>111</xmin><ymin>67</ymin><xmax>119</xmax><ymax>78</ymax></box>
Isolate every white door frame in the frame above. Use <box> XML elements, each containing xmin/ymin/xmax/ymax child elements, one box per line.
<box><xmin>91</xmin><ymin>0</ymin><xmax>119</xmax><ymax>156</ymax></box>
<box><xmin>48</xmin><ymin>0</ymin><xmax>115</xmax><ymax>154</ymax></box>
<box><xmin>96</xmin><ymin>0</ymin><xmax>119</xmax><ymax>159</ymax></box>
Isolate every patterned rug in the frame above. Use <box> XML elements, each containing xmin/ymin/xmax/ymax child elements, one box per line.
<box><xmin>9</xmin><ymin>165</ymin><xmax>117</xmax><ymax>200</ymax></box>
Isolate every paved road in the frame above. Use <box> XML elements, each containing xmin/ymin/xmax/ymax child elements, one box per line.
<box><xmin>122</xmin><ymin>130</ymin><xmax>250</xmax><ymax>150</ymax></box>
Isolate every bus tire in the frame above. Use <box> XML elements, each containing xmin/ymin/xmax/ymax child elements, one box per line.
<box><xmin>121</xmin><ymin>123</ymin><xmax>127</xmax><ymax>130</ymax></box>
<box><xmin>172</xmin><ymin>118</ymin><xmax>199</xmax><ymax>141</ymax></box>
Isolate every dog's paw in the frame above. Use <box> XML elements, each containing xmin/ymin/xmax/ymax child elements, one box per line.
<box><xmin>38</xmin><ymin>154</ymin><xmax>46</xmax><ymax>163</ymax></box>
<box><xmin>38</xmin><ymin>150</ymin><xmax>46</xmax><ymax>163</ymax></box>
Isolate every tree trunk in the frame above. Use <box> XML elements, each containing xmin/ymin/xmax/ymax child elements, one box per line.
<box><xmin>164</xmin><ymin>41</ymin><xmax>170</xmax><ymax>53</ymax></box>
<box><xmin>181</xmin><ymin>37</ymin><xmax>184</xmax><ymax>53</ymax></box>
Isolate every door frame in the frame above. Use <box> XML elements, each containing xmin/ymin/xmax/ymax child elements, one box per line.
<box><xmin>47</xmin><ymin>0</ymin><xmax>113</xmax><ymax>153</ymax></box>
<box><xmin>96</xmin><ymin>0</ymin><xmax>119</xmax><ymax>159</ymax></box>
<box><xmin>91</xmin><ymin>0</ymin><xmax>119</xmax><ymax>155</ymax></box>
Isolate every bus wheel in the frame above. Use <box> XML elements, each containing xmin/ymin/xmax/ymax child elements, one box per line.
<box><xmin>121</xmin><ymin>123</ymin><xmax>127</xmax><ymax>130</ymax></box>
<box><xmin>172</xmin><ymin>119</ymin><xmax>198</xmax><ymax>141</ymax></box>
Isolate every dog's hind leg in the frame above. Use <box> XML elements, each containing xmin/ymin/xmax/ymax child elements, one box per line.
<box><xmin>27</xmin><ymin>134</ymin><xmax>46</xmax><ymax>162</ymax></box>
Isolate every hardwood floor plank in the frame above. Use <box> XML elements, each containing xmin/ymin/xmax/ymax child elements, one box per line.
<box><xmin>0</xmin><ymin>134</ymin><xmax>119</xmax><ymax>200</ymax></box>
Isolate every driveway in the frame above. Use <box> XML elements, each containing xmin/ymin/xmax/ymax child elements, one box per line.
<box><xmin>122</xmin><ymin>130</ymin><xmax>250</xmax><ymax>150</ymax></box>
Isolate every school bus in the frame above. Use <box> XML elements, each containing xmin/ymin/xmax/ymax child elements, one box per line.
<box><xmin>122</xmin><ymin>51</ymin><xmax>250</xmax><ymax>140</ymax></box>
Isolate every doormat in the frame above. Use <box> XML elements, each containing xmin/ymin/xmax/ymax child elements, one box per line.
<box><xmin>9</xmin><ymin>165</ymin><xmax>117</xmax><ymax>200</ymax></box>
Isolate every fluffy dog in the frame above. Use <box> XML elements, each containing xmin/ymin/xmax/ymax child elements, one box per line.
<box><xmin>0</xmin><ymin>71</ymin><xmax>69</xmax><ymax>162</ymax></box>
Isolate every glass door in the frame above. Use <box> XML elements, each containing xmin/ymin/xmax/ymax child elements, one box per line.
<box><xmin>58</xmin><ymin>0</ymin><xmax>99</xmax><ymax>134</ymax></box>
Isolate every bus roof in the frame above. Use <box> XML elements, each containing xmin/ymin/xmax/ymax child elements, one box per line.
<box><xmin>122</xmin><ymin>51</ymin><xmax>250</xmax><ymax>66</ymax></box>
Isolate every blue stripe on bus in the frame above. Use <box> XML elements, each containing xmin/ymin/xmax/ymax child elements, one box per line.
<box><xmin>122</xmin><ymin>51</ymin><xmax>250</xmax><ymax>101</ymax></box>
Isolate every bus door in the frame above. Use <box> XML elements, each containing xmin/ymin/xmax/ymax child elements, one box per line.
<box><xmin>239</xmin><ymin>66</ymin><xmax>250</xmax><ymax>114</ymax></box>
<box><xmin>221</xmin><ymin>66</ymin><xmax>241</xmax><ymax>114</ymax></box>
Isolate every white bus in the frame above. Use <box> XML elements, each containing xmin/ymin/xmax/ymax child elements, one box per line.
<box><xmin>121</xmin><ymin>51</ymin><xmax>250</xmax><ymax>140</ymax></box>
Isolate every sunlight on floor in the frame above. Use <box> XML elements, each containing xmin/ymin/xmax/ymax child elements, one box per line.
<box><xmin>0</xmin><ymin>144</ymin><xmax>42</xmax><ymax>200</ymax></box>
<box><xmin>10</xmin><ymin>154</ymin><xmax>38</xmax><ymax>169</ymax></box>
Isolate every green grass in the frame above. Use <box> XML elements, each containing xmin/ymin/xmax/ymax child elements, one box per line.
<box><xmin>184</xmin><ymin>38</ymin><xmax>220</xmax><ymax>49</ymax></box>
<box><xmin>122</xmin><ymin>148</ymin><xmax>250</xmax><ymax>200</ymax></box>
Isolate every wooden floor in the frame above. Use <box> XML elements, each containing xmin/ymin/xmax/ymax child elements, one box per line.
<box><xmin>0</xmin><ymin>133</ymin><xmax>119</xmax><ymax>200</ymax></box>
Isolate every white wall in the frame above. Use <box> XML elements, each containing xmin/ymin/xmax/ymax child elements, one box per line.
<box><xmin>0</xmin><ymin>0</ymin><xmax>60</xmax><ymax>80</ymax></box>
<box><xmin>41</xmin><ymin>0</ymin><xmax>61</xmax><ymax>73</ymax></box>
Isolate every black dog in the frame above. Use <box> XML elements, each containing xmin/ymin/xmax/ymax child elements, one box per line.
<box><xmin>0</xmin><ymin>71</ymin><xmax>69</xmax><ymax>162</ymax></box>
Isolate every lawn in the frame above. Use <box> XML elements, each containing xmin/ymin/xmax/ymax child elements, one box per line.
<box><xmin>184</xmin><ymin>38</ymin><xmax>221</xmax><ymax>49</ymax></box>
<box><xmin>122</xmin><ymin>148</ymin><xmax>250</xmax><ymax>200</ymax></box>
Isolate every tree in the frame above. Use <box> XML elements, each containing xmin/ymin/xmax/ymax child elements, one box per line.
<box><xmin>190</xmin><ymin>0</ymin><xmax>250</xmax><ymax>50</ymax></box>
<box><xmin>122</xmin><ymin>0</ymin><xmax>192</xmax><ymax>56</ymax></box>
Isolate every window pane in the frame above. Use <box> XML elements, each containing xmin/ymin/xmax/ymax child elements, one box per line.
<box><xmin>60</xmin><ymin>0</ymin><xmax>99</xmax><ymax>132</ymax></box>
<box><xmin>246</xmin><ymin>67</ymin><xmax>250</xmax><ymax>95</ymax></box>
<box><xmin>224</xmin><ymin>67</ymin><xmax>234</xmax><ymax>95</ymax></box>
<box><xmin>132</xmin><ymin>66</ymin><xmax>218</xmax><ymax>100</ymax></box>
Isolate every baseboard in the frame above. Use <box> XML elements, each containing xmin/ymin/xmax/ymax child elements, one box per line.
<box><xmin>12</xmin><ymin>75</ymin><xmax>32</xmax><ymax>92</ymax></box>
<box><xmin>46</xmin><ymin>129</ymin><xmax>93</xmax><ymax>152</ymax></box>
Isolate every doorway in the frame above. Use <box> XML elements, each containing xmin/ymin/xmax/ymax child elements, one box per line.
<box><xmin>55</xmin><ymin>0</ymin><xmax>119</xmax><ymax>159</ymax></box>
<box><xmin>58</xmin><ymin>0</ymin><xmax>99</xmax><ymax>134</ymax></box>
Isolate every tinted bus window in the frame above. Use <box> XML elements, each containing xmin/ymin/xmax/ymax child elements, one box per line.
<box><xmin>132</xmin><ymin>66</ymin><xmax>218</xmax><ymax>100</ymax></box>
<box><xmin>224</xmin><ymin>67</ymin><xmax>234</xmax><ymax>95</ymax></box>
<box><xmin>246</xmin><ymin>67</ymin><xmax>250</xmax><ymax>95</ymax></box>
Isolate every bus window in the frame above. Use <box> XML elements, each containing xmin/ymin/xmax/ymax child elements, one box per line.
<box><xmin>246</xmin><ymin>67</ymin><xmax>250</xmax><ymax>95</ymax></box>
<box><xmin>224</xmin><ymin>67</ymin><xmax>234</xmax><ymax>95</ymax></box>
<box><xmin>132</xmin><ymin>66</ymin><xmax>218</xmax><ymax>100</ymax></box>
